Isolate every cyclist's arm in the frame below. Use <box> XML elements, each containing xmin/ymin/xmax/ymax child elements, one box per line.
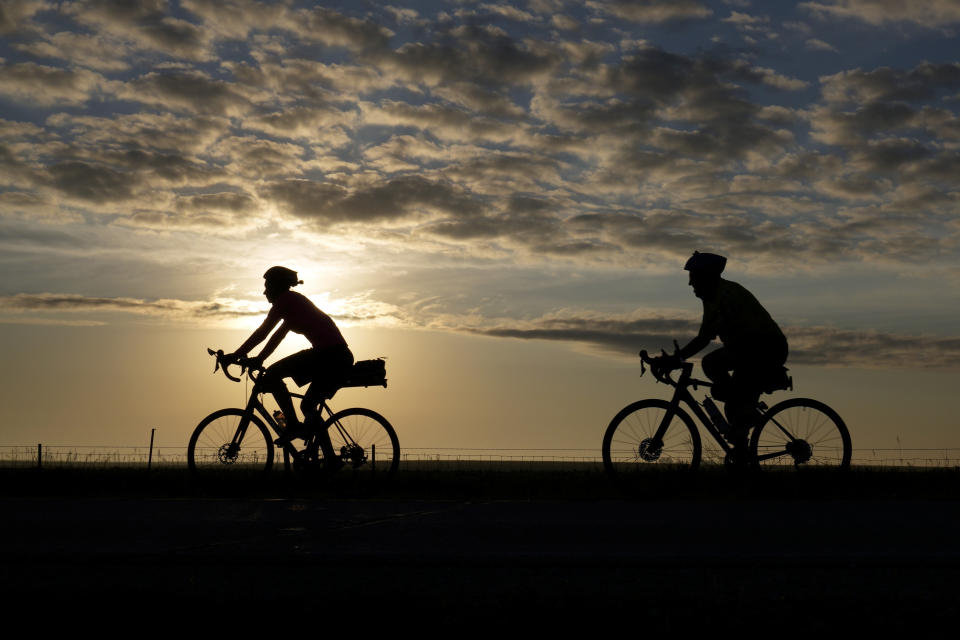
<box><xmin>234</xmin><ymin>308</ymin><xmax>281</xmax><ymax>356</ymax></box>
<box><xmin>678</xmin><ymin>305</ymin><xmax>716</xmax><ymax>360</ymax></box>
<box><xmin>678</xmin><ymin>334</ymin><xmax>711</xmax><ymax>360</ymax></box>
<box><xmin>254</xmin><ymin>322</ymin><xmax>289</xmax><ymax>363</ymax></box>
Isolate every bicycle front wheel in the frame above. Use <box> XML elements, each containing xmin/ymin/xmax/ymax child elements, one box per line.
<box><xmin>750</xmin><ymin>398</ymin><xmax>851</xmax><ymax>469</ymax></box>
<box><xmin>324</xmin><ymin>408</ymin><xmax>399</xmax><ymax>479</ymax></box>
<box><xmin>187</xmin><ymin>408</ymin><xmax>274</xmax><ymax>476</ymax></box>
<box><xmin>602</xmin><ymin>399</ymin><xmax>702</xmax><ymax>477</ymax></box>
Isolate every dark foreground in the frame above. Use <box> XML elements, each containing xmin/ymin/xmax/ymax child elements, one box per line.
<box><xmin>2</xmin><ymin>465</ymin><xmax>959</xmax><ymax>630</ymax></box>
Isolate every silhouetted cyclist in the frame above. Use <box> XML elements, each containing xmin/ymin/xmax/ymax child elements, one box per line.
<box><xmin>227</xmin><ymin>266</ymin><xmax>353</xmax><ymax>467</ymax></box>
<box><xmin>654</xmin><ymin>251</ymin><xmax>788</xmax><ymax>451</ymax></box>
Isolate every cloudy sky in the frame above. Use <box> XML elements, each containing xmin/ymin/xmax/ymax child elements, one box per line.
<box><xmin>1</xmin><ymin>0</ymin><xmax>959</xmax><ymax>455</ymax></box>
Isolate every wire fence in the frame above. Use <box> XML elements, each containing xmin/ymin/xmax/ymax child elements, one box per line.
<box><xmin>2</xmin><ymin>444</ymin><xmax>959</xmax><ymax>469</ymax></box>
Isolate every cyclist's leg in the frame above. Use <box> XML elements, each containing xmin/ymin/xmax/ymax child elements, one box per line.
<box><xmin>302</xmin><ymin>383</ymin><xmax>335</xmax><ymax>459</ymax></box>
<box><xmin>724</xmin><ymin>381</ymin><xmax>762</xmax><ymax>445</ymax></box>
<box><xmin>701</xmin><ymin>346</ymin><xmax>734</xmax><ymax>401</ymax></box>
<box><xmin>299</xmin><ymin>345</ymin><xmax>354</xmax><ymax>462</ymax></box>
<box><xmin>725</xmin><ymin>336</ymin><xmax>788</xmax><ymax>434</ymax></box>
<box><xmin>262</xmin><ymin>350</ymin><xmax>316</xmax><ymax>433</ymax></box>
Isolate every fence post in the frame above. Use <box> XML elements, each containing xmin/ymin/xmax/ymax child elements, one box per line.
<box><xmin>148</xmin><ymin>428</ymin><xmax>155</xmax><ymax>471</ymax></box>
<box><xmin>37</xmin><ymin>443</ymin><xmax>42</xmax><ymax>470</ymax></box>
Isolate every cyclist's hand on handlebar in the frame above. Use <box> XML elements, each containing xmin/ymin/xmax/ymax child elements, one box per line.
<box><xmin>649</xmin><ymin>352</ymin><xmax>682</xmax><ymax>376</ymax></box>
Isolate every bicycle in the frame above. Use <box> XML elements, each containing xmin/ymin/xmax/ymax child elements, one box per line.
<box><xmin>601</xmin><ymin>347</ymin><xmax>851</xmax><ymax>477</ymax></box>
<box><xmin>187</xmin><ymin>349</ymin><xmax>399</xmax><ymax>480</ymax></box>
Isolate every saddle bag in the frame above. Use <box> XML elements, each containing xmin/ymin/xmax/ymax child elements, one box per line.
<box><xmin>343</xmin><ymin>358</ymin><xmax>387</xmax><ymax>388</ymax></box>
<box><xmin>762</xmin><ymin>366</ymin><xmax>793</xmax><ymax>394</ymax></box>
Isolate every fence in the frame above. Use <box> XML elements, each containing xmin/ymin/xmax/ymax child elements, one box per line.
<box><xmin>2</xmin><ymin>445</ymin><xmax>960</xmax><ymax>469</ymax></box>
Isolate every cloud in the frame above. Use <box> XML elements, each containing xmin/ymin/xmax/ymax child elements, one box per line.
<box><xmin>786</xmin><ymin>326</ymin><xmax>960</xmax><ymax>369</ymax></box>
<box><xmin>361</xmin><ymin>100</ymin><xmax>522</xmax><ymax>143</ymax></box>
<box><xmin>44</xmin><ymin>112</ymin><xmax>229</xmax><ymax>154</ymax></box>
<box><xmin>296</xmin><ymin>5</ymin><xmax>394</xmax><ymax>52</ymax></box>
<box><xmin>0</xmin><ymin>290</ymin><xmax>403</xmax><ymax>326</ymax></box>
<box><xmin>115</xmin><ymin>70</ymin><xmax>255</xmax><ymax>117</ymax></box>
<box><xmin>208</xmin><ymin>135</ymin><xmax>312</xmax><ymax>178</ymax></box>
<box><xmin>0</xmin><ymin>0</ymin><xmax>47</xmax><ymax>35</ymax></box>
<box><xmin>431</xmin><ymin>83</ymin><xmax>527</xmax><ymax>119</ymax></box>
<box><xmin>805</xmin><ymin>38</ymin><xmax>838</xmax><ymax>52</ymax></box>
<box><xmin>800</xmin><ymin>0</ymin><xmax>960</xmax><ymax>29</ymax></box>
<box><xmin>551</xmin><ymin>14</ymin><xmax>579</xmax><ymax>30</ymax></box>
<box><xmin>723</xmin><ymin>11</ymin><xmax>768</xmax><ymax>27</ymax></box>
<box><xmin>461</xmin><ymin>311</ymin><xmax>960</xmax><ymax>370</ymax></box>
<box><xmin>0</xmin><ymin>219</ymin><xmax>82</xmax><ymax>248</ymax></box>
<box><xmin>0</xmin><ymin>292</ymin><xmax>263</xmax><ymax>319</ymax></box>
<box><xmin>37</xmin><ymin>145</ymin><xmax>225</xmax><ymax>206</ymax></box>
<box><xmin>587</xmin><ymin>0</ymin><xmax>713</xmax><ymax>23</ymax></box>
<box><xmin>44</xmin><ymin>161</ymin><xmax>136</xmax><ymax>203</ymax></box>
<box><xmin>747</xmin><ymin>65</ymin><xmax>809</xmax><ymax>90</ymax></box>
<box><xmin>475</xmin><ymin>3</ymin><xmax>539</xmax><ymax>23</ymax></box>
<box><xmin>1</xmin><ymin>0</ymin><xmax>957</xmax><ymax>278</ymax></box>
<box><xmin>820</xmin><ymin>63</ymin><xmax>960</xmax><ymax>104</ymax></box>
<box><xmin>381</xmin><ymin>23</ymin><xmax>560</xmax><ymax>87</ymax></box>
<box><xmin>384</xmin><ymin>6</ymin><xmax>420</xmax><ymax>26</ymax></box>
<box><xmin>262</xmin><ymin>175</ymin><xmax>484</xmax><ymax>227</ymax></box>
<box><xmin>14</xmin><ymin>30</ymin><xmax>134</xmax><ymax>71</ymax></box>
<box><xmin>241</xmin><ymin>105</ymin><xmax>357</xmax><ymax>141</ymax></box>
<box><xmin>65</xmin><ymin>0</ymin><xmax>213</xmax><ymax>60</ymax></box>
<box><xmin>0</xmin><ymin>62</ymin><xmax>105</xmax><ymax>105</ymax></box>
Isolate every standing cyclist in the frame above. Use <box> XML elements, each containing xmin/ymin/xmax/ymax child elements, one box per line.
<box><xmin>656</xmin><ymin>251</ymin><xmax>788</xmax><ymax>451</ymax></box>
<box><xmin>227</xmin><ymin>266</ymin><xmax>353</xmax><ymax>467</ymax></box>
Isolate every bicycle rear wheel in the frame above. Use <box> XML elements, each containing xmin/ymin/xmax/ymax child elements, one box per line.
<box><xmin>750</xmin><ymin>398</ymin><xmax>851</xmax><ymax>469</ymax></box>
<box><xmin>323</xmin><ymin>408</ymin><xmax>399</xmax><ymax>479</ymax></box>
<box><xmin>602</xmin><ymin>399</ymin><xmax>702</xmax><ymax>477</ymax></box>
<box><xmin>187</xmin><ymin>408</ymin><xmax>274</xmax><ymax>476</ymax></box>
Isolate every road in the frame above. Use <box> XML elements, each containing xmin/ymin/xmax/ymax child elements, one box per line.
<box><xmin>3</xmin><ymin>495</ymin><xmax>959</xmax><ymax>629</ymax></box>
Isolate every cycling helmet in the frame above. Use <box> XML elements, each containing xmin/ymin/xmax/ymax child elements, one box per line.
<box><xmin>263</xmin><ymin>266</ymin><xmax>302</xmax><ymax>288</ymax></box>
<box><xmin>683</xmin><ymin>251</ymin><xmax>726</xmax><ymax>275</ymax></box>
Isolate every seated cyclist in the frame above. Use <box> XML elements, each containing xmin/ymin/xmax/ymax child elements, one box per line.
<box><xmin>228</xmin><ymin>266</ymin><xmax>353</xmax><ymax>465</ymax></box>
<box><xmin>656</xmin><ymin>251</ymin><xmax>788</xmax><ymax>449</ymax></box>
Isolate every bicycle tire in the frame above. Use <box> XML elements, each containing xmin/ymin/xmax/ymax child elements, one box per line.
<box><xmin>602</xmin><ymin>399</ymin><xmax>702</xmax><ymax>477</ymax></box>
<box><xmin>187</xmin><ymin>408</ymin><xmax>274</xmax><ymax>476</ymax></box>
<box><xmin>750</xmin><ymin>398</ymin><xmax>851</xmax><ymax>470</ymax></box>
<box><xmin>322</xmin><ymin>408</ymin><xmax>399</xmax><ymax>479</ymax></box>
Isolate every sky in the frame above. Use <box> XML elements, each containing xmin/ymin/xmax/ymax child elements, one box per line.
<box><xmin>1</xmin><ymin>0</ymin><xmax>959</xmax><ymax>457</ymax></box>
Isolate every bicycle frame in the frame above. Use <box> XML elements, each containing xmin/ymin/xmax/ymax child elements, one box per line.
<box><xmin>225</xmin><ymin>377</ymin><xmax>378</xmax><ymax>472</ymax></box>
<box><xmin>652</xmin><ymin>362</ymin><xmax>739</xmax><ymax>458</ymax></box>
<box><xmin>648</xmin><ymin>360</ymin><xmax>810</xmax><ymax>464</ymax></box>
<box><xmin>603</xmin><ymin>351</ymin><xmax>851</xmax><ymax>472</ymax></box>
<box><xmin>191</xmin><ymin>348</ymin><xmax>399</xmax><ymax>478</ymax></box>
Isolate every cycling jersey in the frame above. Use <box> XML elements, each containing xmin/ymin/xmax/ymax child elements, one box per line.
<box><xmin>267</xmin><ymin>290</ymin><xmax>346</xmax><ymax>350</ymax></box>
<box><xmin>697</xmin><ymin>279</ymin><xmax>785</xmax><ymax>354</ymax></box>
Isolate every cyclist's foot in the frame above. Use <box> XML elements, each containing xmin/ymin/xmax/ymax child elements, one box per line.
<box><xmin>274</xmin><ymin>425</ymin><xmax>306</xmax><ymax>446</ymax></box>
<box><xmin>724</xmin><ymin>446</ymin><xmax>754</xmax><ymax>469</ymax></box>
<box><xmin>723</xmin><ymin>424</ymin><xmax>748</xmax><ymax>447</ymax></box>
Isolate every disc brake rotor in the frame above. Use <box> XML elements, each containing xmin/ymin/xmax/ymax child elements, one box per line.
<box><xmin>637</xmin><ymin>437</ymin><xmax>663</xmax><ymax>462</ymax></box>
<box><xmin>785</xmin><ymin>439</ymin><xmax>813</xmax><ymax>464</ymax></box>
<box><xmin>340</xmin><ymin>444</ymin><xmax>367</xmax><ymax>467</ymax></box>
<box><xmin>217</xmin><ymin>443</ymin><xmax>239</xmax><ymax>464</ymax></box>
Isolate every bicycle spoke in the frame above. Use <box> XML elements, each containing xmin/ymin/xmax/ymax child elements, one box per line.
<box><xmin>751</xmin><ymin>399</ymin><xmax>851</xmax><ymax>469</ymax></box>
<box><xmin>603</xmin><ymin>400</ymin><xmax>701</xmax><ymax>475</ymax></box>
<box><xmin>323</xmin><ymin>408</ymin><xmax>399</xmax><ymax>479</ymax></box>
<box><xmin>188</xmin><ymin>409</ymin><xmax>273</xmax><ymax>475</ymax></box>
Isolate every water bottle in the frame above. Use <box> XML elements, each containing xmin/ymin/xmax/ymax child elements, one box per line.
<box><xmin>273</xmin><ymin>410</ymin><xmax>287</xmax><ymax>430</ymax></box>
<box><xmin>702</xmin><ymin>397</ymin><xmax>729</xmax><ymax>434</ymax></box>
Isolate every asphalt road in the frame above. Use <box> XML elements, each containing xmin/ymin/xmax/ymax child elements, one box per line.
<box><xmin>4</xmin><ymin>495</ymin><xmax>959</xmax><ymax>630</ymax></box>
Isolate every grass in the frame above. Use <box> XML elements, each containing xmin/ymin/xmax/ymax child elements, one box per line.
<box><xmin>1</xmin><ymin>461</ymin><xmax>958</xmax><ymax>500</ymax></box>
